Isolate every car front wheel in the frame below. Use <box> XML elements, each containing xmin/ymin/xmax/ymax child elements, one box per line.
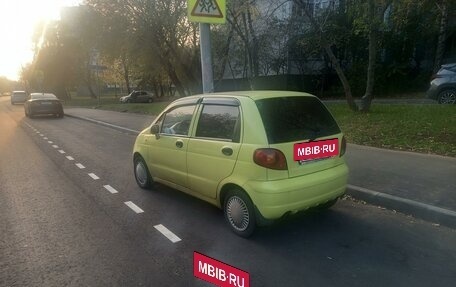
<box><xmin>134</xmin><ymin>155</ymin><xmax>152</xmax><ymax>189</ymax></box>
<box><xmin>224</xmin><ymin>189</ymin><xmax>256</xmax><ymax>238</ymax></box>
<box><xmin>438</xmin><ymin>89</ymin><xmax>456</xmax><ymax>104</ymax></box>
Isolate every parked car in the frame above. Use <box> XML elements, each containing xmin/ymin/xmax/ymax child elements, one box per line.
<box><xmin>10</xmin><ymin>90</ymin><xmax>27</xmax><ymax>104</ymax></box>
<box><xmin>120</xmin><ymin>90</ymin><xmax>154</xmax><ymax>103</ymax></box>
<box><xmin>132</xmin><ymin>91</ymin><xmax>348</xmax><ymax>237</ymax></box>
<box><xmin>24</xmin><ymin>93</ymin><xmax>64</xmax><ymax>118</ymax></box>
<box><xmin>426</xmin><ymin>63</ymin><xmax>456</xmax><ymax>104</ymax></box>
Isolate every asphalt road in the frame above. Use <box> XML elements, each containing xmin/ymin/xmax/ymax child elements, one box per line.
<box><xmin>1</xmin><ymin>97</ymin><xmax>455</xmax><ymax>287</ymax></box>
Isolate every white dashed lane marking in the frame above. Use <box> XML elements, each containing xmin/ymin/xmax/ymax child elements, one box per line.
<box><xmin>75</xmin><ymin>163</ymin><xmax>85</xmax><ymax>169</ymax></box>
<box><xmin>88</xmin><ymin>173</ymin><xmax>99</xmax><ymax>180</ymax></box>
<box><xmin>103</xmin><ymin>185</ymin><xmax>119</xmax><ymax>194</ymax></box>
<box><xmin>25</xmin><ymin>123</ymin><xmax>181</xmax><ymax>243</ymax></box>
<box><xmin>124</xmin><ymin>201</ymin><xmax>144</xmax><ymax>214</ymax></box>
<box><xmin>154</xmin><ymin>224</ymin><xmax>181</xmax><ymax>243</ymax></box>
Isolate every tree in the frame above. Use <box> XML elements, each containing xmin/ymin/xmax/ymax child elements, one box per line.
<box><xmin>87</xmin><ymin>0</ymin><xmax>200</xmax><ymax>97</ymax></box>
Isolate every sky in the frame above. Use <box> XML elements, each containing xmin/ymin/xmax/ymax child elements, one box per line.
<box><xmin>0</xmin><ymin>0</ymin><xmax>81</xmax><ymax>81</ymax></box>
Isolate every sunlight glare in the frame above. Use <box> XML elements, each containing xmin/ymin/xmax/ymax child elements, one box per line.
<box><xmin>0</xmin><ymin>0</ymin><xmax>81</xmax><ymax>81</ymax></box>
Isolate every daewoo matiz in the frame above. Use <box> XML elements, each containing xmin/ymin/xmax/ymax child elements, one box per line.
<box><xmin>133</xmin><ymin>91</ymin><xmax>348</xmax><ymax>237</ymax></box>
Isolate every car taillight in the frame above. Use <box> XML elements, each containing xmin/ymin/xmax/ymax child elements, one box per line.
<box><xmin>340</xmin><ymin>136</ymin><xmax>347</xmax><ymax>157</ymax></box>
<box><xmin>253</xmin><ymin>148</ymin><xmax>287</xmax><ymax>170</ymax></box>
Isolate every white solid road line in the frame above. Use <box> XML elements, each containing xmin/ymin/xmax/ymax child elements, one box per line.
<box><xmin>103</xmin><ymin>185</ymin><xmax>119</xmax><ymax>194</ymax></box>
<box><xmin>75</xmin><ymin>163</ymin><xmax>85</xmax><ymax>169</ymax></box>
<box><xmin>154</xmin><ymin>224</ymin><xmax>181</xmax><ymax>243</ymax></box>
<box><xmin>124</xmin><ymin>201</ymin><xmax>144</xmax><ymax>214</ymax></box>
<box><xmin>58</xmin><ymin>150</ymin><xmax>66</xmax><ymax>154</ymax></box>
<box><xmin>88</xmin><ymin>173</ymin><xmax>99</xmax><ymax>180</ymax></box>
<box><xmin>66</xmin><ymin>156</ymin><xmax>74</xmax><ymax>161</ymax></box>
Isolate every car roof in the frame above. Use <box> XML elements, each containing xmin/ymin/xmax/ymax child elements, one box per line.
<box><xmin>30</xmin><ymin>93</ymin><xmax>57</xmax><ymax>98</ymax></box>
<box><xmin>183</xmin><ymin>90</ymin><xmax>316</xmax><ymax>101</ymax></box>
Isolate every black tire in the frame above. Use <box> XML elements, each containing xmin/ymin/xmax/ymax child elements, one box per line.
<box><xmin>148</xmin><ymin>98</ymin><xmax>153</xmax><ymax>103</ymax></box>
<box><xmin>126</xmin><ymin>99</ymin><xmax>131</xmax><ymax>103</ymax></box>
<box><xmin>134</xmin><ymin>155</ymin><xmax>152</xmax><ymax>189</ymax></box>
<box><xmin>224</xmin><ymin>189</ymin><xmax>256</xmax><ymax>238</ymax></box>
<box><xmin>57</xmin><ymin>112</ymin><xmax>64</xmax><ymax>118</ymax></box>
<box><xmin>437</xmin><ymin>89</ymin><xmax>456</xmax><ymax>104</ymax></box>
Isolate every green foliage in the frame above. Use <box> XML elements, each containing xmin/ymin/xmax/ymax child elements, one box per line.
<box><xmin>328</xmin><ymin>103</ymin><xmax>456</xmax><ymax>156</ymax></box>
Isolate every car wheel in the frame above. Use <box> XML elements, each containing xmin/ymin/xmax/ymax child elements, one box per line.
<box><xmin>224</xmin><ymin>188</ymin><xmax>256</xmax><ymax>238</ymax></box>
<box><xmin>437</xmin><ymin>89</ymin><xmax>456</xmax><ymax>104</ymax></box>
<box><xmin>134</xmin><ymin>155</ymin><xmax>152</xmax><ymax>189</ymax></box>
<box><xmin>148</xmin><ymin>98</ymin><xmax>153</xmax><ymax>103</ymax></box>
<box><xmin>126</xmin><ymin>99</ymin><xmax>131</xmax><ymax>103</ymax></box>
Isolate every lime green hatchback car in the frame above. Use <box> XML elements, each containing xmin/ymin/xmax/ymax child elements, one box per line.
<box><xmin>133</xmin><ymin>91</ymin><xmax>348</xmax><ymax>237</ymax></box>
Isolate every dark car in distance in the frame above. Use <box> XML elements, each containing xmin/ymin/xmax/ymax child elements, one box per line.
<box><xmin>120</xmin><ymin>90</ymin><xmax>155</xmax><ymax>103</ymax></box>
<box><xmin>24</xmin><ymin>93</ymin><xmax>64</xmax><ymax>118</ymax></box>
<box><xmin>426</xmin><ymin>63</ymin><xmax>456</xmax><ymax>104</ymax></box>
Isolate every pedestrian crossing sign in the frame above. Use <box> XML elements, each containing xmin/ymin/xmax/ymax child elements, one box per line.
<box><xmin>188</xmin><ymin>0</ymin><xmax>226</xmax><ymax>24</ymax></box>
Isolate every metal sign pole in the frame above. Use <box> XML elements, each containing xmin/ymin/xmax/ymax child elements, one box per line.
<box><xmin>199</xmin><ymin>23</ymin><xmax>214</xmax><ymax>93</ymax></box>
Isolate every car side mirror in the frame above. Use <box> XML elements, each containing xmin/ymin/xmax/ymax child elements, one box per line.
<box><xmin>151</xmin><ymin>124</ymin><xmax>160</xmax><ymax>139</ymax></box>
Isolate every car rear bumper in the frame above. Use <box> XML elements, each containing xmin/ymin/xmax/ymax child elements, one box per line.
<box><xmin>243</xmin><ymin>163</ymin><xmax>348</xmax><ymax>219</ymax></box>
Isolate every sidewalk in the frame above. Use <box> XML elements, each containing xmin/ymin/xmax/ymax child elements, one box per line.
<box><xmin>64</xmin><ymin>107</ymin><xmax>456</xmax><ymax>228</ymax></box>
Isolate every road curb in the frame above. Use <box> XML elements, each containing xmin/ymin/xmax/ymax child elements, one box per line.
<box><xmin>65</xmin><ymin>113</ymin><xmax>141</xmax><ymax>135</ymax></box>
<box><xmin>347</xmin><ymin>185</ymin><xmax>456</xmax><ymax>229</ymax></box>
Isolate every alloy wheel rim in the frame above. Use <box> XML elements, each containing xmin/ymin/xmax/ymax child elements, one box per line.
<box><xmin>135</xmin><ymin>162</ymin><xmax>147</xmax><ymax>186</ymax></box>
<box><xmin>226</xmin><ymin>196</ymin><xmax>250</xmax><ymax>232</ymax></box>
<box><xmin>441</xmin><ymin>91</ymin><xmax>456</xmax><ymax>104</ymax></box>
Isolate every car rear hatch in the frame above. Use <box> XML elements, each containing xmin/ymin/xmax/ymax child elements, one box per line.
<box><xmin>255</xmin><ymin>96</ymin><xmax>345</xmax><ymax>178</ymax></box>
<box><xmin>33</xmin><ymin>100</ymin><xmax>59</xmax><ymax>111</ymax></box>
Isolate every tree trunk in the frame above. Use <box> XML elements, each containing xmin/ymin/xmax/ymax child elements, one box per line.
<box><xmin>360</xmin><ymin>0</ymin><xmax>377</xmax><ymax>112</ymax></box>
<box><xmin>323</xmin><ymin>43</ymin><xmax>358</xmax><ymax>111</ymax></box>
<box><xmin>433</xmin><ymin>0</ymin><xmax>448</xmax><ymax>74</ymax></box>
<box><xmin>121</xmin><ymin>54</ymin><xmax>131</xmax><ymax>94</ymax></box>
<box><xmin>296</xmin><ymin>0</ymin><xmax>358</xmax><ymax>111</ymax></box>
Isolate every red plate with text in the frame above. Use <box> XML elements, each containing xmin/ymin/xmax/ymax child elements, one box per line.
<box><xmin>293</xmin><ymin>138</ymin><xmax>339</xmax><ymax>161</ymax></box>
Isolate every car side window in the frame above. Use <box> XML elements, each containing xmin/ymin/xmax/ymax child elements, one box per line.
<box><xmin>161</xmin><ymin>105</ymin><xmax>196</xmax><ymax>136</ymax></box>
<box><xmin>195</xmin><ymin>105</ymin><xmax>240</xmax><ymax>142</ymax></box>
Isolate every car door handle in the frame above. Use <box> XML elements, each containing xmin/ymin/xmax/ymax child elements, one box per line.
<box><xmin>221</xmin><ymin>147</ymin><xmax>233</xmax><ymax>156</ymax></box>
<box><xmin>176</xmin><ymin>140</ymin><xmax>184</xmax><ymax>148</ymax></box>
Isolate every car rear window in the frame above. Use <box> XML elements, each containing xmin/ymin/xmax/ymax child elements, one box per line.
<box><xmin>255</xmin><ymin>96</ymin><xmax>341</xmax><ymax>144</ymax></box>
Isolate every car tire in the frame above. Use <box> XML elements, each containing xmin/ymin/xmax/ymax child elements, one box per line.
<box><xmin>224</xmin><ymin>188</ymin><xmax>256</xmax><ymax>238</ymax></box>
<box><xmin>134</xmin><ymin>155</ymin><xmax>152</xmax><ymax>189</ymax></box>
<box><xmin>126</xmin><ymin>99</ymin><xmax>131</xmax><ymax>103</ymax></box>
<box><xmin>437</xmin><ymin>89</ymin><xmax>456</xmax><ymax>104</ymax></box>
<box><xmin>148</xmin><ymin>98</ymin><xmax>153</xmax><ymax>103</ymax></box>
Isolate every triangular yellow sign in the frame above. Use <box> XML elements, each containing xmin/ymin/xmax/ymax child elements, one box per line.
<box><xmin>191</xmin><ymin>0</ymin><xmax>223</xmax><ymax>18</ymax></box>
